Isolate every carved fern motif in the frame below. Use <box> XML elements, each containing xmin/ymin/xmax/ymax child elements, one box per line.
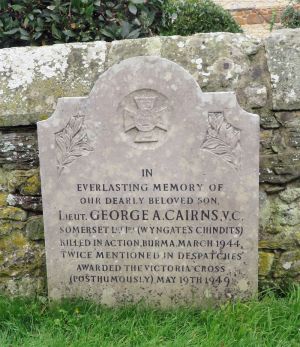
<box><xmin>201</xmin><ymin>112</ymin><xmax>241</xmax><ymax>169</ymax></box>
<box><xmin>55</xmin><ymin>115</ymin><xmax>93</xmax><ymax>176</ymax></box>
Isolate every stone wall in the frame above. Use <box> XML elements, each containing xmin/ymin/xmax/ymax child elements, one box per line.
<box><xmin>0</xmin><ymin>29</ymin><xmax>299</xmax><ymax>296</ymax></box>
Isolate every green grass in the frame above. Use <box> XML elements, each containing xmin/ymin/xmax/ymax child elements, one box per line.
<box><xmin>0</xmin><ymin>287</ymin><xmax>300</xmax><ymax>347</ymax></box>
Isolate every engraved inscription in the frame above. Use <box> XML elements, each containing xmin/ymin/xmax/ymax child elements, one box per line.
<box><xmin>121</xmin><ymin>89</ymin><xmax>168</xmax><ymax>144</ymax></box>
<box><xmin>55</xmin><ymin>115</ymin><xmax>93</xmax><ymax>176</ymax></box>
<box><xmin>38</xmin><ymin>56</ymin><xmax>259</xmax><ymax>307</ymax></box>
<box><xmin>201</xmin><ymin>112</ymin><xmax>241</xmax><ymax>169</ymax></box>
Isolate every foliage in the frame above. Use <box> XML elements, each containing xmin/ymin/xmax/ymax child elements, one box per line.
<box><xmin>0</xmin><ymin>287</ymin><xmax>300</xmax><ymax>346</ymax></box>
<box><xmin>161</xmin><ymin>0</ymin><xmax>242</xmax><ymax>36</ymax></box>
<box><xmin>0</xmin><ymin>0</ymin><xmax>243</xmax><ymax>48</ymax></box>
<box><xmin>281</xmin><ymin>0</ymin><xmax>300</xmax><ymax>28</ymax></box>
<box><xmin>0</xmin><ymin>0</ymin><xmax>163</xmax><ymax>48</ymax></box>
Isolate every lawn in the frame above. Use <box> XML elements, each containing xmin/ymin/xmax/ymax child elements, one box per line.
<box><xmin>0</xmin><ymin>287</ymin><xmax>299</xmax><ymax>347</ymax></box>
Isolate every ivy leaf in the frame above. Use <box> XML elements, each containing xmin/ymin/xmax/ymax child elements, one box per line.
<box><xmin>51</xmin><ymin>23</ymin><xmax>61</xmax><ymax>39</ymax></box>
<box><xmin>100</xmin><ymin>28</ymin><xmax>115</xmax><ymax>40</ymax></box>
<box><xmin>85</xmin><ymin>4</ymin><xmax>94</xmax><ymax>16</ymax></box>
<box><xmin>63</xmin><ymin>30</ymin><xmax>77</xmax><ymax>38</ymax></box>
<box><xmin>71</xmin><ymin>0</ymin><xmax>81</xmax><ymax>10</ymax></box>
<box><xmin>106</xmin><ymin>9</ymin><xmax>113</xmax><ymax>18</ymax></box>
<box><xmin>121</xmin><ymin>21</ymin><xmax>131</xmax><ymax>38</ymax></box>
<box><xmin>0</xmin><ymin>0</ymin><xmax>163</xmax><ymax>48</ymax></box>
<box><xmin>3</xmin><ymin>28</ymin><xmax>19</xmax><ymax>35</ymax></box>
<box><xmin>127</xmin><ymin>28</ymin><xmax>141</xmax><ymax>39</ymax></box>
<box><xmin>129</xmin><ymin>4</ymin><xmax>137</xmax><ymax>15</ymax></box>
<box><xmin>11</xmin><ymin>4</ymin><xmax>24</xmax><ymax>11</ymax></box>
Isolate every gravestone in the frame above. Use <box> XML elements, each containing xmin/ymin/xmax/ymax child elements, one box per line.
<box><xmin>38</xmin><ymin>56</ymin><xmax>259</xmax><ymax>307</ymax></box>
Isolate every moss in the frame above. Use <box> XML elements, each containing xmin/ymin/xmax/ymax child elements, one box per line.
<box><xmin>0</xmin><ymin>207</ymin><xmax>27</xmax><ymax>221</ymax></box>
<box><xmin>259</xmin><ymin>239</ymin><xmax>293</xmax><ymax>250</ymax></box>
<box><xmin>26</xmin><ymin>216</ymin><xmax>44</xmax><ymax>241</ymax></box>
<box><xmin>8</xmin><ymin>170</ymin><xmax>32</xmax><ymax>193</ymax></box>
<box><xmin>39</xmin><ymin>114</ymin><xmax>50</xmax><ymax>121</ymax></box>
<box><xmin>0</xmin><ymin>233</ymin><xmax>45</xmax><ymax>279</ymax></box>
<box><xmin>265</xmin><ymin>197</ymin><xmax>300</xmax><ymax>234</ymax></box>
<box><xmin>0</xmin><ymin>220</ymin><xmax>25</xmax><ymax>237</ymax></box>
<box><xmin>8</xmin><ymin>169</ymin><xmax>41</xmax><ymax>196</ymax></box>
<box><xmin>259</xmin><ymin>252</ymin><xmax>275</xmax><ymax>276</ymax></box>
<box><xmin>0</xmin><ymin>192</ymin><xmax>8</xmax><ymax>207</ymax></box>
<box><xmin>0</xmin><ymin>168</ymin><xmax>8</xmax><ymax>191</ymax></box>
<box><xmin>259</xmin><ymin>229</ymin><xmax>300</xmax><ymax>252</ymax></box>
<box><xmin>21</xmin><ymin>172</ymin><xmax>41</xmax><ymax>196</ymax></box>
<box><xmin>0</xmin><ymin>232</ymin><xmax>27</xmax><ymax>252</ymax></box>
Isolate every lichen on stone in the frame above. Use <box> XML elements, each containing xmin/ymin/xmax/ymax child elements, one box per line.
<box><xmin>0</xmin><ymin>207</ymin><xmax>27</xmax><ymax>221</ymax></box>
<box><xmin>259</xmin><ymin>252</ymin><xmax>275</xmax><ymax>276</ymax></box>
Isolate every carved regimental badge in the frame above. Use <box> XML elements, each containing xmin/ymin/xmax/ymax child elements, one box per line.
<box><xmin>201</xmin><ymin>112</ymin><xmax>241</xmax><ymax>169</ymax></box>
<box><xmin>122</xmin><ymin>89</ymin><xmax>168</xmax><ymax>143</ymax></box>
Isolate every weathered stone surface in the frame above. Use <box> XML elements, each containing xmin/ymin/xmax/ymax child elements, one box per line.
<box><xmin>259</xmin><ymin>231</ymin><xmax>300</xmax><ymax>250</ymax></box>
<box><xmin>264</xmin><ymin>185</ymin><xmax>285</xmax><ymax>194</ymax></box>
<box><xmin>275</xmin><ymin>111</ymin><xmax>300</xmax><ymax>127</ymax></box>
<box><xmin>260</xmin><ymin>152</ymin><xmax>300</xmax><ymax>184</ymax></box>
<box><xmin>107</xmin><ymin>34</ymin><xmax>267</xmax><ymax>112</ymax></box>
<box><xmin>279</xmin><ymin>187</ymin><xmax>300</xmax><ymax>204</ymax></box>
<box><xmin>262</xmin><ymin>196</ymin><xmax>300</xmax><ymax>235</ymax></box>
<box><xmin>0</xmin><ymin>32</ymin><xmax>269</xmax><ymax>128</ymax></box>
<box><xmin>26</xmin><ymin>216</ymin><xmax>44</xmax><ymax>241</ymax></box>
<box><xmin>271</xmin><ymin>199</ymin><xmax>300</xmax><ymax>228</ymax></box>
<box><xmin>260</xmin><ymin>112</ymin><xmax>280</xmax><ymax>129</ymax></box>
<box><xmin>258</xmin><ymin>252</ymin><xmax>274</xmax><ymax>276</ymax></box>
<box><xmin>6</xmin><ymin>194</ymin><xmax>42</xmax><ymax>212</ymax></box>
<box><xmin>0</xmin><ymin>129</ymin><xmax>38</xmax><ymax>169</ymax></box>
<box><xmin>275</xmin><ymin>250</ymin><xmax>300</xmax><ymax>278</ymax></box>
<box><xmin>0</xmin><ymin>233</ymin><xmax>45</xmax><ymax>277</ymax></box>
<box><xmin>7</xmin><ymin>169</ymin><xmax>40</xmax><ymax>195</ymax></box>
<box><xmin>0</xmin><ymin>220</ymin><xmax>25</xmax><ymax>237</ymax></box>
<box><xmin>0</xmin><ymin>276</ymin><xmax>46</xmax><ymax>296</ymax></box>
<box><xmin>38</xmin><ymin>56</ymin><xmax>259</xmax><ymax>307</ymax></box>
<box><xmin>275</xmin><ymin>111</ymin><xmax>300</xmax><ymax>148</ymax></box>
<box><xmin>0</xmin><ymin>207</ymin><xmax>27</xmax><ymax>221</ymax></box>
<box><xmin>0</xmin><ymin>42</ymin><xmax>107</xmax><ymax>127</ymax></box>
<box><xmin>260</xmin><ymin>130</ymin><xmax>273</xmax><ymax>154</ymax></box>
<box><xmin>259</xmin><ymin>190</ymin><xmax>271</xmax><ymax>231</ymax></box>
<box><xmin>265</xmin><ymin>29</ymin><xmax>300</xmax><ymax>110</ymax></box>
<box><xmin>244</xmin><ymin>83</ymin><xmax>267</xmax><ymax>109</ymax></box>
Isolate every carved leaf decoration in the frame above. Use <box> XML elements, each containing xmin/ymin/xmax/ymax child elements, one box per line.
<box><xmin>201</xmin><ymin>112</ymin><xmax>241</xmax><ymax>169</ymax></box>
<box><xmin>55</xmin><ymin>115</ymin><xmax>93</xmax><ymax>176</ymax></box>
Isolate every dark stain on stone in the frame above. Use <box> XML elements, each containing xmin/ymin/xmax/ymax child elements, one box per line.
<box><xmin>252</xmin><ymin>67</ymin><xmax>262</xmax><ymax>79</ymax></box>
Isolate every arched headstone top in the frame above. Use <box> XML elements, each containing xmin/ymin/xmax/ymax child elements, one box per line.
<box><xmin>38</xmin><ymin>55</ymin><xmax>259</xmax><ymax>307</ymax></box>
